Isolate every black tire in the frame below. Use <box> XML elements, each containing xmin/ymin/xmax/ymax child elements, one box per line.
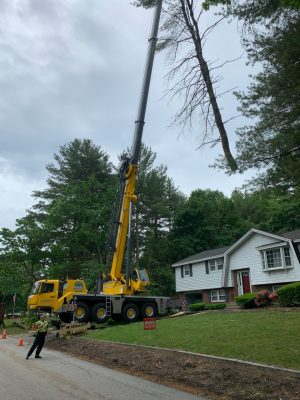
<box><xmin>58</xmin><ymin>312</ymin><xmax>73</xmax><ymax>324</ymax></box>
<box><xmin>74</xmin><ymin>302</ymin><xmax>90</xmax><ymax>323</ymax></box>
<box><xmin>121</xmin><ymin>303</ymin><xmax>140</xmax><ymax>323</ymax></box>
<box><xmin>141</xmin><ymin>302</ymin><xmax>158</xmax><ymax>318</ymax></box>
<box><xmin>91</xmin><ymin>303</ymin><xmax>109</xmax><ymax>324</ymax></box>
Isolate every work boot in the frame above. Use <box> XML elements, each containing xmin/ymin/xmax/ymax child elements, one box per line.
<box><xmin>25</xmin><ymin>355</ymin><xmax>29</xmax><ymax>360</ymax></box>
<box><xmin>35</xmin><ymin>355</ymin><xmax>42</xmax><ymax>359</ymax></box>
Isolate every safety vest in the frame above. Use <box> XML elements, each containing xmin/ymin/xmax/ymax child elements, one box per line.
<box><xmin>36</xmin><ymin>319</ymin><xmax>48</xmax><ymax>333</ymax></box>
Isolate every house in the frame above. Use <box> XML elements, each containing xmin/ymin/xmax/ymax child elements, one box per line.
<box><xmin>172</xmin><ymin>228</ymin><xmax>300</xmax><ymax>305</ymax></box>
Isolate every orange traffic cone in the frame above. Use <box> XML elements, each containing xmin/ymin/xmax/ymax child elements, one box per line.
<box><xmin>1</xmin><ymin>329</ymin><xmax>7</xmax><ymax>339</ymax></box>
<box><xmin>18</xmin><ymin>336</ymin><xmax>24</xmax><ymax>346</ymax></box>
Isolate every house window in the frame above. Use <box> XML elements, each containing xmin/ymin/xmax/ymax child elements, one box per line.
<box><xmin>261</xmin><ymin>247</ymin><xmax>292</xmax><ymax>270</ymax></box>
<box><xmin>266</xmin><ymin>248</ymin><xmax>282</xmax><ymax>268</ymax></box>
<box><xmin>210</xmin><ymin>289</ymin><xmax>226</xmax><ymax>302</ymax></box>
<box><xmin>217</xmin><ymin>258</ymin><xmax>223</xmax><ymax>270</ymax></box>
<box><xmin>209</xmin><ymin>260</ymin><xmax>216</xmax><ymax>271</ymax></box>
<box><xmin>181</xmin><ymin>264</ymin><xmax>193</xmax><ymax>278</ymax></box>
<box><xmin>184</xmin><ymin>265</ymin><xmax>190</xmax><ymax>276</ymax></box>
<box><xmin>283</xmin><ymin>247</ymin><xmax>291</xmax><ymax>266</ymax></box>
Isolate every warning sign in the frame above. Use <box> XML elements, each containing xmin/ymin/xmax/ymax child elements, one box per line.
<box><xmin>143</xmin><ymin>317</ymin><xmax>156</xmax><ymax>330</ymax></box>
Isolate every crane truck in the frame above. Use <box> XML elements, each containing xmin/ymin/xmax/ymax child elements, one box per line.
<box><xmin>27</xmin><ymin>1</ymin><xmax>169</xmax><ymax>324</ymax></box>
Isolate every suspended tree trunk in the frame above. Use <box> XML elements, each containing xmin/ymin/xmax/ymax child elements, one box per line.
<box><xmin>180</xmin><ymin>0</ymin><xmax>238</xmax><ymax>171</ymax></box>
<box><xmin>135</xmin><ymin>0</ymin><xmax>238</xmax><ymax>171</ymax></box>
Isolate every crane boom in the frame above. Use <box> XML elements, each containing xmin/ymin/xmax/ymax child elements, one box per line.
<box><xmin>131</xmin><ymin>0</ymin><xmax>163</xmax><ymax>165</ymax></box>
<box><xmin>103</xmin><ymin>0</ymin><xmax>163</xmax><ymax>295</ymax></box>
<box><xmin>27</xmin><ymin>2</ymin><xmax>171</xmax><ymax>325</ymax></box>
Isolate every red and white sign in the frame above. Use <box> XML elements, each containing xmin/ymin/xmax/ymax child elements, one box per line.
<box><xmin>143</xmin><ymin>317</ymin><xmax>156</xmax><ymax>330</ymax></box>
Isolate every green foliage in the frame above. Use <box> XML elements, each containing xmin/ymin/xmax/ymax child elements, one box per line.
<box><xmin>212</xmin><ymin>1</ymin><xmax>300</xmax><ymax>192</ymax></box>
<box><xmin>169</xmin><ymin>189</ymin><xmax>246</xmax><ymax>261</ymax></box>
<box><xmin>231</xmin><ymin>188</ymin><xmax>300</xmax><ymax>233</ymax></box>
<box><xmin>235</xmin><ymin>293</ymin><xmax>257</xmax><ymax>309</ymax></box>
<box><xmin>205</xmin><ymin>303</ymin><xmax>226</xmax><ymax>310</ymax></box>
<box><xmin>131</xmin><ymin>145</ymin><xmax>185</xmax><ymax>296</ymax></box>
<box><xmin>189</xmin><ymin>302</ymin><xmax>226</xmax><ymax>311</ymax></box>
<box><xmin>188</xmin><ymin>302</ymin><xmax>206</xmax><ymax>311</ymax></box>
<box><xmin>0</xmin><ymin>139</ymin><xmax>115</xmax><ymax>297</ymax></box>
<box><xmin>202</xmin><ymin>0</ymin><xmax>230</xmax><ymax>11</ymax></box>
<box><xmin>277</xmin><ymin>282</ymin><xmax>300</xmax><ymax>306</ymax></box>
<box><xmin>133</xmin><ymin>0</ymin><xmax>157</xmax><ymax>8</ymax></box>
<box><xmin>21</xmin><ymin>312</ymin><xmax>39</xmax><ymax>329</ymax></box>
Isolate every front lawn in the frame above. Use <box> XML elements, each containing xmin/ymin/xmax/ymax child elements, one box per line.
<box><xmin>86</xmin><ymin>310</ymin><xmax>300</xmax><ymax>370</ymax></box>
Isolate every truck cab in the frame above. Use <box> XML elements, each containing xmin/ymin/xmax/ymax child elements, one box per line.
<box><xmin>28</xmin><ymin>279</ymin><xmax>88</xmax><ymax>321</ymax></box>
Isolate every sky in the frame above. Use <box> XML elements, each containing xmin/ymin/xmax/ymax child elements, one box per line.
<box><xmin>0</xmin><ymin>0</ymin><xmax>254</xmax><ymax>229</ymax></box>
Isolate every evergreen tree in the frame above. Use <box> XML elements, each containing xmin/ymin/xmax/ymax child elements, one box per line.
<box><xmin>169</xmin><ymin>189</ymin><xmax>246</xmax><ymax>261</ymax></box>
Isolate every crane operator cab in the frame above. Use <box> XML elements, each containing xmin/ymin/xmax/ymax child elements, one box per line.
<box><xmin>129</xmin><ymin>268</ymin><xmax>150</xmax><ymax>293</ymax></box>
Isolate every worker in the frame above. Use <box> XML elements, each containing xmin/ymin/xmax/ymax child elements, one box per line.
<box><xmin>25</xmin><ymin>313</ymin><xmax>49</xmax><ymax>360</ymax></box>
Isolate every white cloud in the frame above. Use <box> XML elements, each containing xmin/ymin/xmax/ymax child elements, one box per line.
<box><xmin>0</xmin><ymin>0</ymin><xmax>254</xmax><ymax>229</ymax></box>
<box><xmin>0</xmin><ymin>157</ymin><xmax>45</xmax><ymax>228</ymax></box>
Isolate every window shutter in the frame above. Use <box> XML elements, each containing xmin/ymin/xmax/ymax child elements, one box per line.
<box><xmin>225</xmin><ymin>290</ymin><xmax>230</xmax><ymax>302</ymax></box>
<box><xmin>181</xmin><ymin>266</ymin><xmax>184</xmax><ymax>278</ymax></box>
<box><xmin>205</xmin><ymin>261</ymin><xmax>209</xmax><ymax>274</ymax></box>
<box><xmin>189</xmin><ymin>264</ymin><xmax>193</xmax><ymax>277</ymax></box>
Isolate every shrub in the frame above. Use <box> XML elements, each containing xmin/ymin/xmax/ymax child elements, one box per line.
<box><xmin>269</xmin><ymin>292</ymin><xmax>278</xmax><ymax>301</ymax></box>
<box><xmin>21</xmin><ymin>312</ymin><xmax>38</xmax><ymax>329</ymax></box>
<box><xmin>188</xmin><ymin>303</ymin><xmax>206</xmax><ymax>312</ymax></box>
<box><xmin>205</xmin><ymin>303</ymin><xmax>226</xmax><ymax>310</ymax></box>
<box><xmin>277</xmin><ymin>282</ymin><xmax>300</xmax><ymax>307</ymax></box>
<box><xmin>255</xmin><ymin>290</ymin><xmax>272</xmax><ymax>307</ymax></box>
<box><xmin>235</xmin><ymin>293</ymin><xmax>257</xmax><ymax>309</ymax></box>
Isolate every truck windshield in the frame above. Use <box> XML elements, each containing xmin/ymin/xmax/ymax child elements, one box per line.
<box><xmin>137</xmin><ymin>269</ymin><xmax>149</xmax><ymax>283</ymax></box>
<box><xmin>30</xmin><ymin>282</ymin><xmax>40</xmax><ymax>295</ymax></box>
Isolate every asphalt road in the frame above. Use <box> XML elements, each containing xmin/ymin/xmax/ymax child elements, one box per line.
<box><xmin>0</xmin><ymin>335</ymin><xmax>204</xmax><ymax>400</ymax></box>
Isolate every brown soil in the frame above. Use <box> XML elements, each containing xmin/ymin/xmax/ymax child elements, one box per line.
<box><xmin>46</xmin><ymin>336</ymin><xmax>300</xmax><ymax>400</ymax></box>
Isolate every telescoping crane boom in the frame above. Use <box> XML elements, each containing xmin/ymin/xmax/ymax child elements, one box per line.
<box><xmin>27</xmin><ymin>1</ymin><xmax>169</xmax><ymax>324</ymax></box>
<box><xmin>102</xmin><ymin>0</ymin><xmax>163</xmax><ymax>296</ymax></box>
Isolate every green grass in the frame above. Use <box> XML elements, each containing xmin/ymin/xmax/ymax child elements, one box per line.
<box><xmin>86</xmin><ymin>310</ymin><xmax>300</xmax><ymax>370</ymax></box>
<box><xmin>2</xmin><ymin>319</ymin><xmax>27</xmax><ymax>336</ymax></box>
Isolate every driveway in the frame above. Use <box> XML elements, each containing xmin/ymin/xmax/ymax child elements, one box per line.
<box><xmin>0</xmin><ymin>335</ymin><xmax>204</xmax><ymax>400</ymax></box>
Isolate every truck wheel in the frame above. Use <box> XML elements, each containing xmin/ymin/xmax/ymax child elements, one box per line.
<box><xmin>58</xmin><ymin>312</ymin><xmax>73</xmax><ymax>323</ymax></box>
<box><xmin>122</xmin><ymin>303</ymin><xmax>140</xmax><ymax>323</ymax></box>
<box><xmin>141</xmin><ymin>302</ymin><xmax>158</xmax><ymax>318</ymax></box>
<box><xmin>91</xmin><ymin>303</ymin><xmax>108</xmax><ymax>324</ymax></box>
<box><xmin>74</xmin><ymin>302</ymin><xmax>90</xmax><ymax>323</ymax></box>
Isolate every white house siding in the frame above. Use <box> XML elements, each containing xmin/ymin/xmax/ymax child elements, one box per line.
<box><xmin>227</xmin><ymin>233</ymin><xmax>300</xmax><ymax>287</ymax></box>
<box><xmin>175</xmin><ymin>261</ymin><xmax>223</xmax><ymax>292</ymax></box>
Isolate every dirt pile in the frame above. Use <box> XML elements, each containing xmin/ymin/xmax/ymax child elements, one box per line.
<box><xmin>47</xmin><ymin>337</ymin><xmax>300</xmax><ymax>400</ymax></box>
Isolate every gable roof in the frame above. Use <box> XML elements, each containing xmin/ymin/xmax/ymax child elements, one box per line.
<box><xmin>172</xmin><ymin>246</ymin><xmax>230</xmax><ymax>267</ymax></box>
<box><xmin>280</xmin><ymin>229</ymin><xmax>300</xmax><ymax>241</ymax></box>
<box><xmin>172</xmin><ymin>228</ymin><xmax>300</xmax><ymax>270</ymax></box>
<box><xmin>223</xmin><ymin>228</ymin><xmax>294</xmax><ymax>257</ymax></box>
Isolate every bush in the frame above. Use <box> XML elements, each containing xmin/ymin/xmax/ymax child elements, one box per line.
<box><xmin>188</xmin><ymin>302</ymin><xmax>227</xmax><ymax>312</ymax></box>
<box><xmin>205</xmin><ymin>303</ymin><xmax>226</xmax><ymax>310</ymax></box>
<box><xmin>269</xmin><ymin>292</ymin><xmax>278</xmax><ymax>301</ymax></box>
<box><xmin>235</xmin><ymin>293</ymin><xmax>257</xmax><ymax>309</ymax></box>
<box><xmin>188</xmin><ymin>303</ymin><xmax>206</xmax><ymax>312</ymax></box>
<box><xmin>277</xmin><ymin>282</ymin><xmax>300</xmax><ymax>307</ymax></box>
<box><xmin>255</xmin><ymin>290</ymin><xmax>272</xmax><ymax>307</ymax></box>
<box><xmin>21</xmin><ymin>312</ymin><xmax>38</xmax><ymax>329</ymax></box>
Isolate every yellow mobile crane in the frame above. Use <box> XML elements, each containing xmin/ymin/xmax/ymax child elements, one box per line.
<box><xmin>28</xmin><ymin>1</ymin><xmax>169</xmax><ymax>324</ymax></box>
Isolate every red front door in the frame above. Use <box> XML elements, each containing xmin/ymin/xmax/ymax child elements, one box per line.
<box><xmin>242</xmin><ymin>272</ymin><xmax>251</xmax><ymax>294</ymax></box>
